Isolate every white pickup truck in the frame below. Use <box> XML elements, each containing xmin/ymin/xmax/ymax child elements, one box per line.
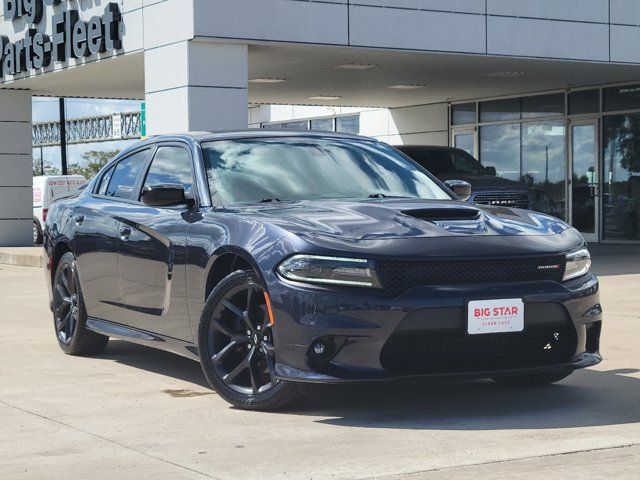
<box><xmin>33</xmin><ymin>175</ymin><xmax>86</xmax><ymax>244</ymax></box>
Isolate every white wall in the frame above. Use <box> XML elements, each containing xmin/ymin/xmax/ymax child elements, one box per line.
<box><xmin>252</xmin><ymin>103</ymin><xmax>449</xmax><ymax>146</ymax></box>
<box><xmin>0</xmin><ymin>90</ymin><xmax>32</xmax><ymax>246</ymax></box>
<box><xmin>192</xmin><ymin>0</ymin><xmax>640</xmax><ymax>64</ymax></box>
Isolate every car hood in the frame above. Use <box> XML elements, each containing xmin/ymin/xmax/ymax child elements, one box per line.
<box><xmin>234</xmin><ymin>199</ymin><xmax>569</xmax><ymax>243</ymax></box>
<box><xmin>437</xmin><ymin>173</ymin><xmax>529</xmax><ymax>192</ymax></box>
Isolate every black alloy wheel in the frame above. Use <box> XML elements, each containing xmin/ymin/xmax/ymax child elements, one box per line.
<box><xmin>52</xmin><ymin>252</ymin><xmax>109</xmax><ymax>355</ymax></box>
<box><xmin>199</xmin><ymin>270</ymin><xmax>304</xmax><ymax>410</ymax></box>
<box><xmin>209</xmin><ymin>280</ymin><xmax>276</xmax><ymax>395</ymax></box>
<box><xmin>53</xmin><ymin>258</ymin><xmax>80</xmax><ymax>346</ymax></box>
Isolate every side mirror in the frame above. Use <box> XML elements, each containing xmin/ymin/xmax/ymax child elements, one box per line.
<box><xmin>445</xmin><ymin>180</ymin><xmax>472</xmax><ymax>202</ymax></box>
<box><xmin>141</xmin><ymin>183</ymin><xmax>188</xmax><ymax>207</ymax></box>
<box><xmin>486</xmin><ymin>166</ymin><xmax>497</xmax><ymax>176</ymax></box>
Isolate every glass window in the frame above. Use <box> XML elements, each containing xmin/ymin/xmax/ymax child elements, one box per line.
<box><xmin>451</xmin><ymin>103</ymin><xmax>476</xmax><ymax>125</ymax></box>
<box><xmin>521</xmin><ymin>122</ymin><xmax>567</xmax><ymax>220</ymax></box>
<box><xmin>282</xmin><ymin>121</ymin><xmax>309</xmax><ymax>130</ymax></box>
<box><xmin>603</xmin><ymin>114</ymin><xmax>640</xmax><ymax>240</ymax></box>
<box><xmin>335</xmin><ymin>115</ymin><xmax>360</xmax><ymax>134</ymax></box>
<box><xmin>453</xmin><ymin>132</ymin><xmax>475</xmax><ymax>156</ymax></box>
<box><xmin>479</xmin><ymin>98</ymin><xmax>520</xmax><ymax>123</ymax></box>
<box><xmin>202</xmin><ymin>138</ymin><xmax>451</xmax><ymax>205</ymax></box>
<box><xmin>97</xmin><ymin>165</ymin><xmax>115</xmax><ymax>196</ymax></box>
<box><xmin>105</xmin><ymin>150</ymin><xmax>149</xmax><ymax>199</ymax></box>
<box><xmin>310</xmin><ymin>118</ymin><xmax>335</xmax><ymax>131</ymax></box>
<box><xmin>480</xmin><ymin>124</ymin><xmax>521</xmax><ymax>180</ymax></box>
<box><xmin>569</xmin><ymin>89</ymin><xmax>600</xmax><ymax>115</ymax></box>
<box><xmin>521</xmin><ymin>94</ymin><xmax>564</xmax><ymax>119</ymax></box>
<box><xmin>401</xmin><ymin>148</ymin><xmax>486</xmax><ymax>176</ymax></box>
<box><xmin>143</xmin><ymin>146</ymin><xmax>194</xmax><ymax>196</ymax></box>
<box><xmin>604</xmin><ymin>84</ymin><xmax>640</xmax><ymax>112</ymax></box>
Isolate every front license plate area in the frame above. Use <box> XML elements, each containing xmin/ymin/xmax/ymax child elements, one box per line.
<box><xmin>468</xmin><ymin>299</ymin><xmax>524</xmax><ymax>335</ymax></box>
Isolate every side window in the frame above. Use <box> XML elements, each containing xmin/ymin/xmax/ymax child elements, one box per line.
<box><xmin>97</xmin><ymin>165</ymin><xmax>115</xmax><ymax>196</ymax></box>
<box><xmin>142</xmin><ymin>146</ymin><xmax>194</xmax><ymax>196</ymax></box>
<box><xmin>105</xmin><ymin>150</ymin><xmax>149</xmax><ymax>199</ymax></box>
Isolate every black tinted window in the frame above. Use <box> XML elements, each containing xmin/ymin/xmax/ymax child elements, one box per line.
<box><xmin>143</xmin><ymin>146</ymin><xmax>194</xmax><ymax>196</ymax></box>
<box><xmin>402</xmin><ymin>149</ymin><xmax>486</xmax><ymax>176</ymax></box>
<box><xmin>105</xmin><ymin>150</ymin><xmax>149</xmax><ymax>199</ymax></box>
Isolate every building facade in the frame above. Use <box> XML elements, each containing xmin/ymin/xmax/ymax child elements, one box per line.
<box><xmin>2</xmin><ymin>0</ymin><xmax>640</xmax><ymax>244</ymax></box>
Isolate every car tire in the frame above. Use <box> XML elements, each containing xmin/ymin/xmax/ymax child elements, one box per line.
<box><xmin>33</xmin><ymin>219</ymin><xmax>43</xmax><ymax>245</ymax></box>
<box><xmin>52</xmin><ymin>252</ymin><xmax>109</xmax><ymax>356</ymax></box>
<box><xmin>492</xmin><ymin>370</ymin><xmax>573</xmax><ymax>387</ymax></box>
<box><xmin>198</xmin><ymin>270</ymin><xmax>305</xmax><ymax>411</ymax></box>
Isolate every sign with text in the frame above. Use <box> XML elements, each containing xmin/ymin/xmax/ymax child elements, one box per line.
<box><xmin>1</xmin><ymin>0</ymin><xmax>123</xmax><ymax>78</ymax></box>
<box><xmin>467</xmin><ymin>298</ymin><xmax>524</xmax><ymax>335</ymax></box>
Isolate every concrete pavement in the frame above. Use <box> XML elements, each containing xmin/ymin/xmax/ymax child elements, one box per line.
<box><xmin>0</xmin><ymin>251</ymin><xmax>639</xmax><ymax>479</ymax></box>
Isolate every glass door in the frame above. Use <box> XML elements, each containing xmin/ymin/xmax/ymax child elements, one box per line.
<box><xmin>452</xmin><ymin>128</ymin><xmax>477</xmax><ymax>158</ymax></box>
<box><xmin>569</xmin><ymin>120</ymin><xmax>600</xmax><ymax>242</ymax></box>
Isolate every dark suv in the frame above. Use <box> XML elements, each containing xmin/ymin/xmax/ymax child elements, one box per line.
<box><xmin>398</xmin><ymin>146</ymin><xmax>532</xmax><ymax>210</ymax></box>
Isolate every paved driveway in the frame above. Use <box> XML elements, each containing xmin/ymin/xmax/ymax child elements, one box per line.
<box><xmin>1</xmin><ymin>249</ymin><xmax>639</xmax><ymax>479</ymax></box>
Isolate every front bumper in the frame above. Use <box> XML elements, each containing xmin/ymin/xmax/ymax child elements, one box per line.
<box><xmin>267</xmin><ymin>273</ymin><xmax>602</xmax><ymax>383</ymax></box>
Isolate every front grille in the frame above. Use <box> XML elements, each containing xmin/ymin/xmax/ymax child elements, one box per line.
<box><xmin>473</xmin><ymin>192</ymin><xmax>530</xmax><ymax>209</ymax></box>
<box><xmin>378</xmin><ymin>256</ymin><xmax>566</xmax><ymax>291</ymax></box>
<box><xmin>380</xmin><ymin>325</ymin><xmax>577</xmax><ymax>374</ymax></box>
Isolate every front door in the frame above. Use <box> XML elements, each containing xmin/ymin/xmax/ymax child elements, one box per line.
<box><xmin>569</xmin><ymin>120</ymin><xmax>600</xmax><ymax>242</ymax></box>
<box><xmin>115</xmin><ymin>144</ymin><xmax>196</xmax><ymax>340</ymax></box>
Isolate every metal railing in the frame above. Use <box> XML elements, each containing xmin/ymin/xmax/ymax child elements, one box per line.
<box><xmin>33</xmin><ymin>112</ymin><xmax>141</xmax><ymax>147</ymax></box>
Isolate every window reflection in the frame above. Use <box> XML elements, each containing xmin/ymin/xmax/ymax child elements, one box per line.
<box><xmin>143</xmin><ymin>147</ymin><xmax>194</xmax><ymax>195</ymax></box>
<box><xmin>105</xmin><ymin>150</ymin><xmax>149</xmax><ymax>200</ymax></box>
<box><xmin>480</xmin><ymin>124</ymin><xmax>521</xmax><ymax>181</ymax></box>
<box><xmin>202</xmin><ymin>138</ymin><xmax>451</xmax><ymax>205</ymax></box>
<box><xmin>603</xmin><ymin>114</ymin><xmax>640</xmax><ymax>240</ymax></box>
<box><xmin>521</xmin><ymin>122</ymin><xmax>566</xmax><ymax>220</ymax></box>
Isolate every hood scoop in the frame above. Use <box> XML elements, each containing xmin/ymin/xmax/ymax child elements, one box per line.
<box><xmin>402</xmin><ymin>208</ymin><xmax>481</xmax><ymax>222</ymax></box>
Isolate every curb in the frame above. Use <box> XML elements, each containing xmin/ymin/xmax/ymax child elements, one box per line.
<box><xmin>0</xmin><ymin>249</ymin><xmax>46</xmax><ymax>268</ymax></box>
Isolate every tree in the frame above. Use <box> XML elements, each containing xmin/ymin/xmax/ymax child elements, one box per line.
<box><xmin>69</xmin><ymin>150</ymin><xmax>120</xmax><ymax>180</ymax></box>
<box><xmin>33</xmin><ymin>158</ymin><xmax>61</xmax><ymax>176</ymax></box>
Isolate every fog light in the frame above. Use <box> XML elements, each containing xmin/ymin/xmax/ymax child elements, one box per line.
<box><xmin>313</xmin><ymin>342</ymin><xmax>326</xmax><ymax>355</ymax></box>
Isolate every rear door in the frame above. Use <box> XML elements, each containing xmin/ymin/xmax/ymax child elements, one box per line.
<box><xmin>112</xmin><ymin>143</ymin><xmax>196</xmax><ymax>340</ymax></box>
<box><xmin>74</xmin><ymin>150</ymin><xmax>150</xmax><ymax>324</ymax></box>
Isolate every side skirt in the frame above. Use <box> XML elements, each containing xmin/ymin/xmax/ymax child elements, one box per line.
<box><xmin>86</xmin><ymin>317</ymin><xmax>200</xmax><ymax>361</ymax></box>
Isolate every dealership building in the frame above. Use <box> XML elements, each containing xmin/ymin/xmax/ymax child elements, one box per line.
<box><xmin>2</xmin><ymin>0</ymin><xmax>640</xmax><ymax>245</ymax></box>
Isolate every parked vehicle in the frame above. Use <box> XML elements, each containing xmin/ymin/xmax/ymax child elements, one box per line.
<box><xmin>397</xmin><ymin>146</ymin><xmax>532</xmax><ymax>209</ymax></box>
<box><xmin>33</xmin><ymin>175</ymin><xmax>86</xmax><ymax>244</ymax></box>
<box><xmin>44</xmin><ymin>132</ymin><xmax>601</xmax><ymax>410</ymax></box>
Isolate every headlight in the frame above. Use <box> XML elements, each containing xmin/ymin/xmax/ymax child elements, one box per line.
<box><xmin>563</xmin><ymin>247</ymin><xmax>591</xmax><ymax>281</ymax></box>
<box><xmin>277</xmin><ymin>255</ymin><xmax>382</xmax><ymax>288</ymax></box>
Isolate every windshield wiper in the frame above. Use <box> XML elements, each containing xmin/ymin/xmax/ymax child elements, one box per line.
<box><xmin>256</xmin><ymin>198</ymin><xmax>281</xmax><ymax>203</ymax></box>
<box><xmin>368</xmin><ymin>193</ymin><xmax>411</xmax><ymax>199</ymax></box>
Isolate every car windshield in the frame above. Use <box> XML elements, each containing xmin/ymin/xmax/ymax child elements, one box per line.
<box><xmin>403</xmin><ymin>149</ymin><xmax>487</xmax><ymax>176</ymax></box>
<box><xmin>202</xmin><ymin>137</ymin><xmax>452</xmax><ymax>205</ymax></box>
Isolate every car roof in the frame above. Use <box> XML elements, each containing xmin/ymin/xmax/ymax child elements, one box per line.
<box><xmin>113</xmin><ymin>130</ymin><xmax>378</xmax><ymax>159</ymax></box>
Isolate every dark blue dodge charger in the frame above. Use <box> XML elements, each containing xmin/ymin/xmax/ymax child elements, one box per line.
<box><xmin>44</xmin><ymin>131</ymin><xmax>602</xmax><ymax>410</ymax></box>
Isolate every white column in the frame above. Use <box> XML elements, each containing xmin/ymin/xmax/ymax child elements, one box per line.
<box><xmin>144</xmin><ymin>41</ymin><xmax>248</xmax><ymax>135</ymax></box>
<box><xmin>0</xmin><ymin>89</ymin><xmax>32</xmax><ymax>246</ymax></box>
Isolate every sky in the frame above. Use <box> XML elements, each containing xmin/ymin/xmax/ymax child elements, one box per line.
<box><xmin>32</xmin><ymin>97</ymin><xmax>142</xmax><ymax>173</ymax></box>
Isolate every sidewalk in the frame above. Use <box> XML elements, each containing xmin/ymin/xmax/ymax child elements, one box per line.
<box><xmin>0</xmin><ymin>247</ymin><xmax>45</xmax><ymax>268</ymax></box>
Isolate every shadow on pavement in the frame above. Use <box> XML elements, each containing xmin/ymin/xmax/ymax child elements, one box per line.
<box><xmin>98</xmin><ymin>340</ymin><xmax>640</xmax><ymax>431</ymax></box>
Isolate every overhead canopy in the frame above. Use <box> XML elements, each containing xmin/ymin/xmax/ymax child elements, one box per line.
<box><xmin>3</xmin><ymin>42</ymin><xmax>640</xmax><ymax>107</ymax></box>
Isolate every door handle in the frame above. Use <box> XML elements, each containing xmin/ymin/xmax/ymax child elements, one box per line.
<box><xmin>74</xmin><ymin>214</ymin><xmax>84</xmax><ymax>225</ymax></box>
<box><xmin>119</xmin><ymin>226</ymin><xmax>132</xmax><ymax>241</ymax></box>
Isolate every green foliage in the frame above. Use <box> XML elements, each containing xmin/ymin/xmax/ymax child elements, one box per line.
<box><xmin>68</xmin><ymin>150</ymin><xmax>120</xmax><ymax>180</ymax></box>
<box><xmin>33</xmin><ymin>157</ymin><xmax>60</xmax><ymax>176</ymax></box>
